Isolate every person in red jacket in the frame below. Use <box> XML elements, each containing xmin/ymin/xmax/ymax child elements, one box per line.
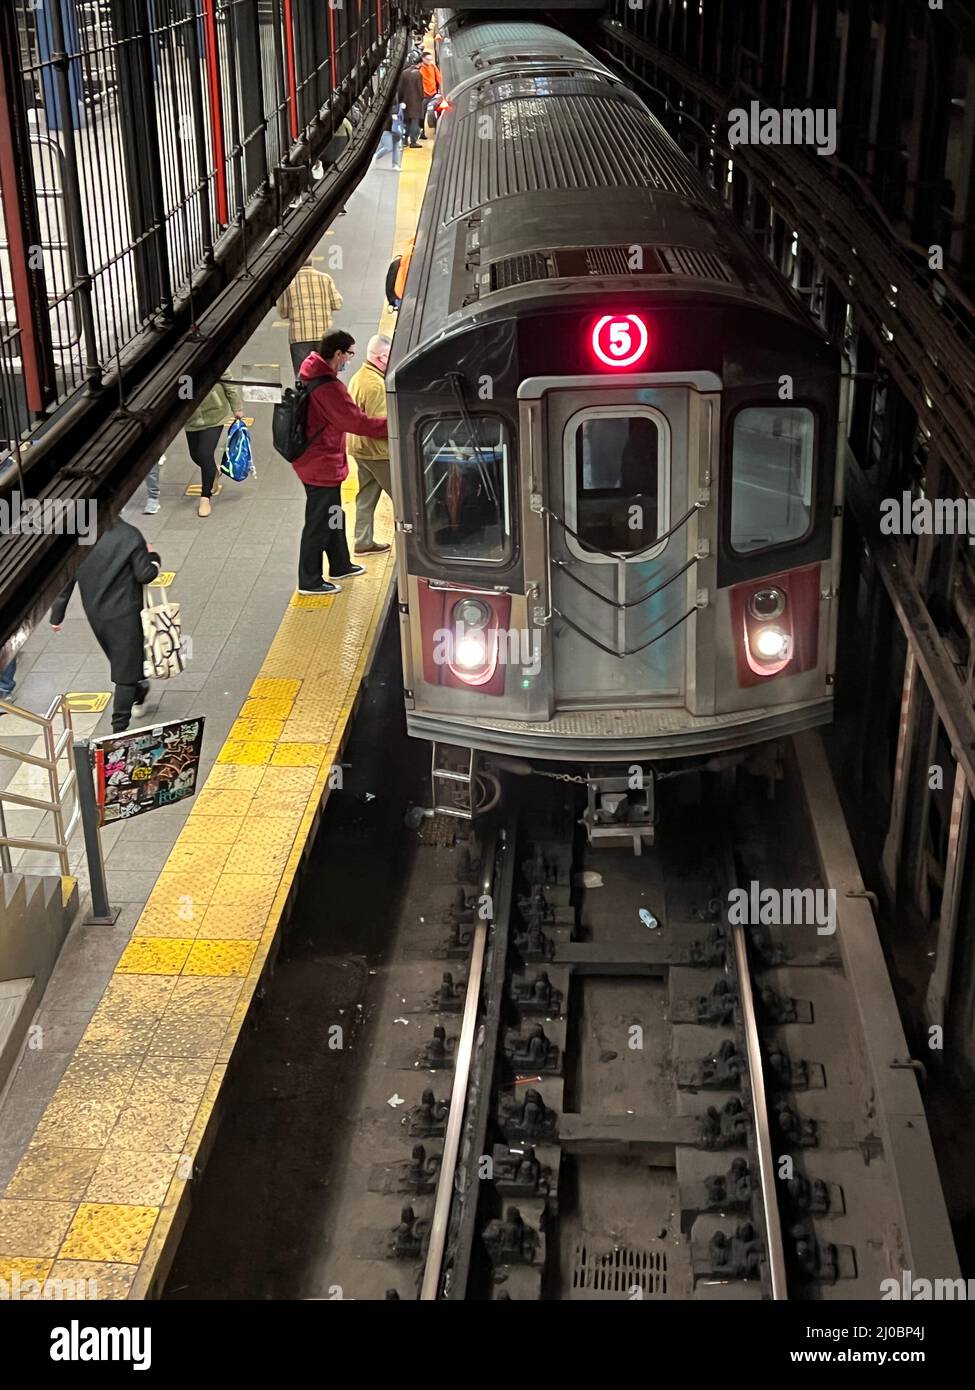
<box><xmin>294</xmin><ymin>329</ymin><xmax>388</xmax><ymax>595</ymax></box>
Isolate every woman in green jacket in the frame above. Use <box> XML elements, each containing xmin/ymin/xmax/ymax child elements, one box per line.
<box><xmin>184</xmin><ymin>379</ymin><xmax>244</xmax><ymax>517</ymax></box>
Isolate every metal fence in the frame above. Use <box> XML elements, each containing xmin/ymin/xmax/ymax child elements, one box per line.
<box><xmin>0</xmin><ymin>0</ymin><xmax>390</xmax><ymax>458</ymax></box>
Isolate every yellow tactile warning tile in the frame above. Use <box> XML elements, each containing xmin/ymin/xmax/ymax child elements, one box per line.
<box><xmin>177</xmin><ymin>813</ymin><xmax>243</xmax><ymax>846</ymax></box>
<box><xmin>270</xmin><ymin>741</ymin><xmax>330</xmax><ymax>766</ymax></box>
<box><xmin>227</xmin><ymin>715</ymin><xmax>287</xmax><ymax>742</ymax></box>
<box><xmin>48</xmin><ymin>1260</ymin><xmax>136</xmax><ymax>1299</ymax></box>
<box><xmin>289</xmin><ymin>591</ymin><xmax>338</xmax><ymax>612</ymax></box>
<box><xmin>5</xmin><ymin>1148</ymin><xmax>101</xmax><ymax>1203</ymax></box>
<box><xmin>209</xmin><ymin>874</ymin><xmax>280</xmax><ymax>912</ymax></box>
<box><xmin>0</xmin><ymin>1257</ymin><xmax>54</xmax><ymax>1285</ymax></box>
<box><xmin>85</xmin><ymin>1150</ymin><xmax>181</xmax><ymax>1207</ymax></box>
<box><xmin>189</xmin><ymin>787</ymin><xmax>255</xmax><ymax>817</ymax></box>
<box><xmin>129</xmin><ymin>898</ymin><xmax>197</xmax><ymax>939</ymax></box>
<box><xmin>1</xmin><ymin>146</ymin><xmax>412</xmax><ymax>1297</ymax></box>
<box><xmin>59</xmin><ymin>1204</ymin><xmax>158</xmax><ymax>1263</ymax></box>
<box><xmin>196</xmin><ymin>905</ymin><xmax>268</xmax><ymax>941</ymax></box>
<box><xmin>205</xmin><ymin>762</ymin><xmax>266</xmax><ymax>791</ymax></box>
<box><xmin>249</xmin><ymin>676</ymin><xmax>302</xmax><ymax>702</ymax></box>
<box><xmin>0</xmin><ymin>1201</ymin><xmax>75</xmax><ymax>1257</ymax></box>
<box><xmin>182</xmin><ymin>940</ymin><xmax>258</xmax><ymax>977</ymax></box>
<box><xmin>216</xmin><ymin>739</ymin><xmax>275</xmax><ymax>765</ymax></box>
<box><xmin>115</xmin><ymin>939</ymin><xmax>194</xmax><ymax>975</ymax></box>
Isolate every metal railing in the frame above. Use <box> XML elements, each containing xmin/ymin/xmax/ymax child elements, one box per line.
<box><xmin>0</xmin><ymin>694</ymin><xmax>80</xmax><ymax>876</ymax></box>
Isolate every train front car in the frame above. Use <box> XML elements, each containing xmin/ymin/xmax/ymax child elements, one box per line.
<box><xmin>387</xmin><ymin>16</ymin><xmax>844</xmax><ymax>828</ymax></box>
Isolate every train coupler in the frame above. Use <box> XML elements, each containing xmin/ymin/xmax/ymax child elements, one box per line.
<box><xmin>581</xmin><ymin>767</ymin><xmax>655</xmax><ymax>854</ymax></box>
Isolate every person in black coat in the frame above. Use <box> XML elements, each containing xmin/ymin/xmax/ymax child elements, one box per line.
<box><xmin>399</xmin><ymin>65</ymin><xmax>425</xmax><ymax>148</ymax></box>
<box><xmin>50</xmin><ymin>519</ymin><xmax>161</xmax><ymax>732</ymax></box>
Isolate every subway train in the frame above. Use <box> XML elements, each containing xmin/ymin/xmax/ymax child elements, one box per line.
<box><xmin>385</xmin><ymin>13</ymin><xmax>844</xmax><ymax>829</ymax></box>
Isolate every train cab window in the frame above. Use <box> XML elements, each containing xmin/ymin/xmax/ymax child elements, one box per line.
<box><xmin>570</xmin><ymin>409</ymin><xmax>669</xmax><ymax>557</ymax></box>
<box><xmin>730</xmin><ymin>407</ymin><xmax>815</xmax><ymax>554</ymax></box>
<box><xmin>420</xmin><ymin>415</ymin><xmax>511</xmax><ymax>563</ymax></box>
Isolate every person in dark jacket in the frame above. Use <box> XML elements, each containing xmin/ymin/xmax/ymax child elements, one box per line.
<box><xmin>399</xmin><ymin>64</ymin><xmax>425</xmax><ymax>148</ymax></box>
<box><xmin>292</xmin><ymin>329</ymin><xmax>387</xmax><ymax>596</ymax></box>
<box><xmin>50</xmin><ymin>520</ymin><xmax>161</xmax><ymax>732</ymax></box>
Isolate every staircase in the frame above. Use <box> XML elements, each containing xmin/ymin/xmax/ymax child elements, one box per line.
<box><xmin>0</xmin><ymin>872</ymin><xmax>78</xmax><ymax>1087</ymax></box>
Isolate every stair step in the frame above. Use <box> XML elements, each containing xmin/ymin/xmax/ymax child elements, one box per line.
<box><xmin>0</xmin><ymin>976</ymin><xmax>33</xmax><ymax>1062</ymax></box>
<box><xmin>1</xmin><ymin>873</ymin><xmax>27</xmax><ymax>911</ymax></box>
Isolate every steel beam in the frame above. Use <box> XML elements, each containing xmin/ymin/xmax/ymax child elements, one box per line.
<box><xmin>845</xmin><ymin>462</ymin><xmax>975</xmax><ymax>803</ymax></box>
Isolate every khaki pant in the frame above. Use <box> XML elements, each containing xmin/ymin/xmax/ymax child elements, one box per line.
<box><xmin>354</xmin><ymin>457</ymin><xmax>392</xmax><ymax>548</ymax></box>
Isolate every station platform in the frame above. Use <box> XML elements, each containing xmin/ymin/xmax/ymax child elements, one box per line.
<box><xmin>0</xmin><ymin>141</ymin><xmax>431</xmax><ymax>1299</ymax></box>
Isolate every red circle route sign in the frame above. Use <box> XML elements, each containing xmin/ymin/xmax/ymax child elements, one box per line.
<box><xmin>591</xmin><ymin>313</ymin><xmax>650</xmax><ymax>369</ymax></box>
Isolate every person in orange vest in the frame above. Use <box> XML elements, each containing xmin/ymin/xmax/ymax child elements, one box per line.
<box><xmin>420</xmin><ymin>52</ymin><xmax>441</xmax><ymax>97</ymax></box>
<box><xmin>394</xmin><ymin>235</ymin><xmax>415</xmax><ymax>303</ymax></box>
<box><xmin>419</xmin><ymin>53</ymin><xmax>442</xmax><ymax>140</ymax></box>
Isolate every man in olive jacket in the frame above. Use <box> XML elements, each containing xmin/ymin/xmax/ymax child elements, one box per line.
<box><xmin>50</xmin><ymin>520</ymin><xmax>162</xmax><ymax>732</ymax></box>
<box><xmin>346</xmin><ymin>335</ymin><xmax>392</xmax><ymax>555</ymax></box>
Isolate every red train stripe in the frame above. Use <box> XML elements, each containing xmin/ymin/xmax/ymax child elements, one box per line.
<box><xmin>283</xmin><ymin>0</ymin><xmax>298</xmax><ymax>142</ymax></box>
<box><xmin>202</xmin><ymin>0</ymin><xmax>228</xmax><ymax>225</ymax></box>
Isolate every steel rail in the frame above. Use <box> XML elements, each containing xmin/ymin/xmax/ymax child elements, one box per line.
<box><xmin>724</xmin><ymin>846</ymin><xmax>788</xmax><ymax>1299</ymax></box>
<box><xmin>420</xmin><ymin>833</ymin><xmax>498</xmax><ymax>1300</ymax></box>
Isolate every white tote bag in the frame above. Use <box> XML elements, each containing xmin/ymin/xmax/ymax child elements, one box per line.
<box><xmin>141</xmin><ymin>583</ymin><xmax>184</xmax><ymax>679</ymax></box>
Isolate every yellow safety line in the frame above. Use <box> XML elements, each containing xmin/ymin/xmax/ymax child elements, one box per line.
<box><xmin>377</xmin><ymin>140</ymin><xmax>432</xmax><ymax>340</ymax></box>
<box><xmin>0</xmin><ymin>134</ymin><xmax>435</xmax><ymax>1300</ymax></box>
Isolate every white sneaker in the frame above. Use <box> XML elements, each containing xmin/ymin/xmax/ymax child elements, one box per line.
<box><xmin>131</xmin><ymin>686</ymin><xmax>150</xmax><ymax>718</ymax></box>
<box><xmin>143</xmin><ymin>498</ymin><xmax>161</xmax><ymax>514</ymax></box>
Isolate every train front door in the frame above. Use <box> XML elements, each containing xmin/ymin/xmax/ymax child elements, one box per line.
<box><xmin>539</xmin><ymin>381</ymin><xmax>709</xmax><ymax>709</ymax></box>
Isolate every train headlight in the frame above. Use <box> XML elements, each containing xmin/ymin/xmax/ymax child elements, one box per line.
<box><xmin>453</xmin><ymin>598</ymin><xmax>490</xmax><ymax>630</ymax></box>
<box><xmin>732</xmin><ymin>567</ymin><xmax>819</xmax><ymax>685</ymax></box>
<box><xmin>748</xmin><ymin>587</ymin><xmax>786</xmax><ymax>622</ymax></box>
<box><xmin>754</xmin><ymin>626</ymin><xmax>790</xmax><ymax>661</ymax></box>
<box><xmin>445</xmin><ymin>594</ymin><xmax>500</xmax><ymax>685</ymax></box>
<box><xmin>455</xmin><ymin>633</ymin><xmax>488</xmax><ymax>669</ymax></box>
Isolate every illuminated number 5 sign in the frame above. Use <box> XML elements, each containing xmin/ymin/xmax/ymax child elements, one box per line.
<box><xmin>591</xmin><ymin>313</ymin><xmax>650</xmax><ymax>369</ymax></box>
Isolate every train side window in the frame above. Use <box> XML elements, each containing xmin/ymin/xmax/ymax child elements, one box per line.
<box><xmin>730</xmin><ymin>407</ymin><xmax>815</xmax><ymax>554</ymax></box>
<box><xmin>568</xmin><ymin>408</ymin><xmax>670</xmax><ymax>559</ymax></box>
<box><xmin>419</xmin><ymin>414</ymin><xmax>511</xmax><ymax>563</ymax></box>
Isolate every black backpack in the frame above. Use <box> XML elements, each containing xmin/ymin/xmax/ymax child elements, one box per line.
<box><xmin>272</xmin><ymin>375</ymin><xmax>338</xmax><ymax>462</ymax></box>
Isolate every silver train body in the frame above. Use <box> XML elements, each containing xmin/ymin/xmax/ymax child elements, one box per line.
<box><xmin>386</xmin><ymin>14</ymin><xmax>844</xmax><ymax>770</ymax></box>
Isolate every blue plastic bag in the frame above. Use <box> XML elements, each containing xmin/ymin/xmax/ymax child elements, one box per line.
<box><xmin>220</xmin><ymin>419</ymin><xmax>255</xmax><ymax>482</ymax></box>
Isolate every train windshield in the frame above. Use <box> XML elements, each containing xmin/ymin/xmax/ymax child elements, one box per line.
<box><xmin>572</xmin><ymin>410</ymin><xmax>667</xmax><ymax>555</ymax></box>
<box><xmin>730</xmin><ymin>406</ymin><xmax>814</xmax><ymax>553</ymax></box>
<box><xmin>420</xmin><ymin>415</ymin><xmax>511</xmax><ymax>563</ymax></box>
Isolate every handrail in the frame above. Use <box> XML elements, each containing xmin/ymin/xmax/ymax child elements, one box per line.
<box><xmin>0</xmin><ymin>694</ymin><xmax>78</xmax><ymax>877</ymax></box>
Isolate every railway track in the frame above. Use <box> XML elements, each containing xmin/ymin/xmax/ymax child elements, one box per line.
<box><xmin>255</xmin><ymin>737</ymin><xmax>953</xmax><ymax>1301</ymax></box>
<box><xmin>420</xmin><ymin>808</ymin><xmax>822</xmax><ymax>1300</ymax></box>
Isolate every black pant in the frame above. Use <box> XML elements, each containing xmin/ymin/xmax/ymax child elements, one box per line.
<box><xmin>299</xmin><ymin>483</ymin><xmax>351</xmax><ymax>587</ymax></box>
<box><xmin>186</xmin><ymin>425</ymin><xmax>222</xmax><ymax>498</ymax></box>
<box><xmin>290</xmin><ymin>340</ymin><xmax>318</xmax><ymax>378</ymax></box>
<box><xmin>113</xmin><ymin>679</ymin><xmax>149</xmax><ymax>733</ymax></box>
<box><xmin>405</xmin><ymin>117</ymin><xmax>421</xmax><ymax>147</ymax></box>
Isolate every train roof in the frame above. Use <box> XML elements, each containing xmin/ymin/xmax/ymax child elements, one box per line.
<box><xmin>392</xmin><ymin>19</ymin><xmax>818</xmax><ymax>369</ymax></box>
<box><xmin>438</xmin><ymin>17</ymin><xmax>604</xmax><ymax>89</ymax></box>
